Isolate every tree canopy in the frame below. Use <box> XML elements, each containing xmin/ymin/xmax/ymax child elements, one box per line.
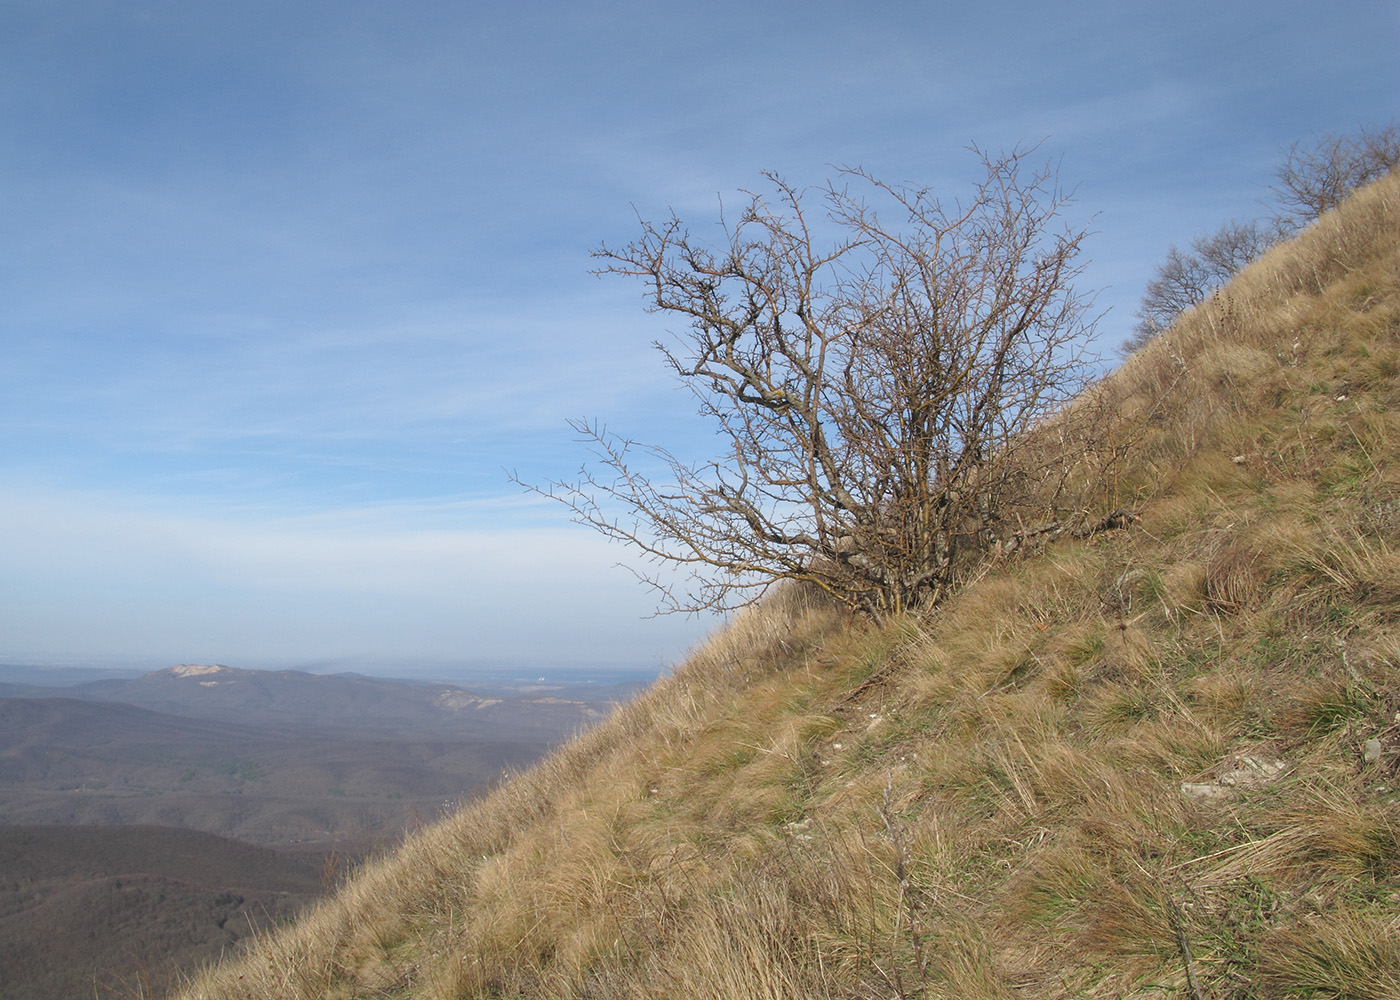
<box><xmin>523</xmin><ymin>148</ymin><xmax>1116</xmax><ymax>618</ymax></box>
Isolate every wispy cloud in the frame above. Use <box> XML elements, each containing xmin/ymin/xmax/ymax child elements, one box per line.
<box><xmin>0</xmin><ymin>0</ymin><xmax>1394</xmax><ymax>668</ymax></box>
<box><xmin>0</xmin><ymin>482</ymin><xmax>710</xmax><ymax>664</ymax></box>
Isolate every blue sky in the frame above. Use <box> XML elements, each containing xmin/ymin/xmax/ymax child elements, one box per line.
<box><xmin>1</xmin><ymin>0</ymin><xmax>1395</xmax><ymax>677</ymax></box>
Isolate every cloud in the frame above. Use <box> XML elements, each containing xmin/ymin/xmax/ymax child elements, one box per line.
<box><xmin>1</xmin><ymin>0</ymin><xmax>1395</xmax><ymax>670</ymax></box>
<box><xmin>0</xmin><ymin>483</ymin><xmax>712</xmax><ymax>665</ymax></box>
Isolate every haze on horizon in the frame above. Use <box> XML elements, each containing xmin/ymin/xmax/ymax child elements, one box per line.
<box><xmin>1</xmin><ymin>0</ymin><xmax>1395</xmax><ymax>672</ymax></box>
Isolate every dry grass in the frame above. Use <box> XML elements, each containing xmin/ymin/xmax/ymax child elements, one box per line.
<box><xmin>174</xmin><ymin>172</ymin><xmax>1400</xmax><ymax>999</ymax></box>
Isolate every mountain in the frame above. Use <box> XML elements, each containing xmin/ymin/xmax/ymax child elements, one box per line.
<box><xmin>18</xmin><ymin>662</ymin><xmax>617</xmax><ymax>740</ymax></box>
<box><xmin>0</xmin><ymin>695</ymin><xmax>547</xmax><ymax>843</ymax></box>
<box><xmin>178</xmin><ymin>172</ymin><xmax>1400</xmax><ymax>997</ymax></box>
<box><xmin>0</xmin><ymin>825</ymin><xmax>330</xmax><ymax>1000</ymax></box>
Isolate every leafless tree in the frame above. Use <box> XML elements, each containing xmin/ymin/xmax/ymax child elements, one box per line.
<box><xmin>1272</xmin><ymin>122</ymin><xmax>1400</xmax><ymax>228</ymax></box>
<box><xmin>1125</xmin><ymin>122</ymin><xmax>1399</xmax><ymax>355</ymax></box>
<box><xmin>520</xmin><ymin>148</ymin><xmax>1113</xmax><ymax>619</ymax></box>
<box><xmin>1122</xmin><ymin>219</ymin><xmax>1281</xmax><ymax>354</ymax></box>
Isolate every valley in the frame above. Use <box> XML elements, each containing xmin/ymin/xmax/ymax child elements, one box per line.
<box><xmin>0</xmin><ymin>662</ymin><xmax>645</xmax><ymax>999</ymax></box>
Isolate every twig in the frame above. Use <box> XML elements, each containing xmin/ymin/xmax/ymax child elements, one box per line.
<box><xmin>1165</xmin><ymin>895</ymin><xmax>1205</xmax><ymax>1000</ymax></box>
<box><xmin>881</xmin><ymin>777</ymin><xmax>929</xmax><ymax>998</ymax></box>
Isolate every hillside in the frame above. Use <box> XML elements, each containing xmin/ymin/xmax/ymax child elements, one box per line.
<box><xmin>175</xmin><ymin>173</ymin><xmax>1400</xmax><ymax>999</ymax></box>
<box><xmin>0</xmin><ymin>825</ymin><xmax>330</xmax><ymax>1000</ymax></box>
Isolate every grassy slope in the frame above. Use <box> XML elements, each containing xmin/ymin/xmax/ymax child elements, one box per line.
<box><xmin>175</xmin><ymin>172</ymin><xmax>1400</xmax><ymax>1000</ymax></box>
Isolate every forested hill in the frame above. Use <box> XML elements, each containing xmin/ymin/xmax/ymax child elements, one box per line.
<box><xmin>176</xmin><ymin>171</ymin><xmax>1400</xmax><ymax>999</ymax></box>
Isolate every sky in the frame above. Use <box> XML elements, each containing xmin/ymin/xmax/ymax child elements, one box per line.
<box><xmin>1</xmin><ymin>0</ymin><xmax>1396</xmax><ymax>679</ymax></box>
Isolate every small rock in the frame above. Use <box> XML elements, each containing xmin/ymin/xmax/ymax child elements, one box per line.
<box><xmin>1181</xmin><ymin>782</ymin><xmax>1232</xmax><ymax>801</ymax></box>
<box><xmin>1218</xmin><ymin>756</ymin><xmax>1286</xmax><ymax>786</ymax></box>
<box><xmin>1231</xmin><ymin>454</ymin><xmax>1247</xmax><ymax>465</ymax></box>
<box><xmin>1239</xmin><ymin>756</ymin><xmax>1286</xmax><ymax>777</ymax></box>
<box><xmin>1364</xmin><ymin>738</ymin><xmax>1383</xmax><ymax>764</ymax></box>
<box><xmin>1181</xmin><ymin>756</ymin><xmax>1287</xmax><ymax>801</ymax></box>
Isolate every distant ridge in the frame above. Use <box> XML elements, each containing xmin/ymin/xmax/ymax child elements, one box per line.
<box><xmin>0</xmin><ymin>694</ymin><xmax>541</xmax><ymax>843</ymax></box>
<box><xmin>9</xmin><ymin>662</ymin><xmax>608</xmax><ymax>739</ymax></box>
<box><xmin>167</xmin><ymin>663</ymin><xmax>231</xmax><ymax>677</ymax></box>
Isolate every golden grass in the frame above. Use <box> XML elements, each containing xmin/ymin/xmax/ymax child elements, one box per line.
<box><xmin>174</xmin><ymin>171</ymin><xmax>1400</xmax><ymax>1000</ymax></box>
<box><xmin>1258</xmin><ymin>910</ymin><xmax>1400</xmax><ymax>1000</ymax></box>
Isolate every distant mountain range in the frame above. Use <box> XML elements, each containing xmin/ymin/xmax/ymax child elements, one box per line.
<box><xmin>0</xmin><ymin>662</ymin><xmax>644</xmax><ymax>844</ymax></box>
<box><xmin>0</xmin><ymin>661</ymin><xmax>643</xmax><ymax>739</ymax></box>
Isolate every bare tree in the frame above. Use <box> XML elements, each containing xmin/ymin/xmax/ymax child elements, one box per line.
<box><xmin>1122</xmin><ymin>219</ymin><xmax>1280</xmax><ymax>354</ymax></box>
<box><xmin>1272</xmin><ymin>122</ymin><xmax>1400</xmax><ymax>228</ymax></box>
<box><xmin>520</xmin><ymin>148</ymin><xmax>1110</xmax><ymax>619</ymax></box>
<box><xmin>1125</xmin><ymin>122</ymin><xmax>1400</xmax><ymax>355</ymax></box>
